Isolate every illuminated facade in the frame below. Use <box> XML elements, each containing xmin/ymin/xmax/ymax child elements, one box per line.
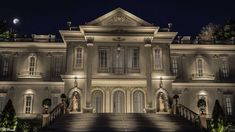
<box><xmin>0</xmin><ymin>8</ymin><xmax>234</xmax><ymax>118</ymax></box>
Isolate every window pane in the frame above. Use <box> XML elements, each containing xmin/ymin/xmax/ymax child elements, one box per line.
<box><xmin>76</xmin><ymin>48</ymin><xmax>83</xmax><ymax>68</ymax></box>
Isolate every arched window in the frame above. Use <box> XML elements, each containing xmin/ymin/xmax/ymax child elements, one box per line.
<box><xmin>92</xmin><ymin>90</ymin><xmax>103</xmax><ymax>113</ymax></box>
<box><xmin>133</xmin><ymin>91</ymin><xmax>144</xmax><ymax>113</ymax></box>
<box><xmin>113</xmin><ymin>91</ymin><xmax>124</xmax><ymax>113</ymax></box>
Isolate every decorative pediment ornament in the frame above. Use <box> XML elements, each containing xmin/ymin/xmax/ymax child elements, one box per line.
<box><xmin>102</xmin><ymin>13</ymin><xmax>136</xmax><ymax>26</ymax></box>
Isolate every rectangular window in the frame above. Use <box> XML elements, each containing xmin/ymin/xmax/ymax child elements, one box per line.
<box><xmin>154</xmin><ymin>48</ymin><xmax>162</xmax><ymax>70</ymax></box>
<box><xmin>24</xmin><ymin>95</ymin><xmax>33</xmax><ymax>114</ymax></box>
<box><xmin>128</xmin><ymin>48</ymin><xmax>139</xmax><ymax>72</ymax></box>
<box><xmin>54</xmin><ymin>56</ymin><xmax>62</xmax><ymax>77</ymax></box>
<box><xmin>29</xmin><ymin>56</ymin><xmax>36</xmax><ymax>75</ymax></box>
<box><xmin>221</xmin><ymin>59</ymin><xmax>229</xmax><ymax>78</ymax></box>
<box><xmin>225</xmin><ymin>97</ymin><xmax>232</xmax><ymax>115</ymax></box>
<box><xmin>98</xmin><ymin>48</ymin><xmax>109</xmax><ymax>72</ymax></box>
<box><xmin>172</xmin><ymin>58</ymin><xmax>178</xmax><ymax>76</ymax></box>
<box><xmin>75</xmin><ymin>47</ymin><xmax>83</xmax><ymax>68</ymax></box>
<box><xmin>2</xmin><ymin>58</ymin><xmax>9</xmax><ymax>77</ymax></box>
<box><xmin>197</xmin><ymin>59</ymin><xmax>203</xmax><ymax>77</ymax></box>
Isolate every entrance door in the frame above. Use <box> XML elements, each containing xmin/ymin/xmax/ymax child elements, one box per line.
<box><xmin>133</xmin><ymin>91</ymin><xmax>144</xmax><ymax>113</ymax></box>
<box><xmin>113</xmin><ymin>91</ymin><xmax>124</xmax><ymax>113</ymax></box>
<box><xmin>92</xmin><ymin>90</ymin><xmax>103</xmax><ymax>113</ymax></box>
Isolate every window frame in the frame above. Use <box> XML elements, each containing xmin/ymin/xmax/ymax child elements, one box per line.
<box><xmin>98</xmin><ymin>47</ymin><xmax>110</xmax><ymax>72</ymax></box>
<box><xmin>171</xmin><ymin>57</ymin><xmax>178</xmax><ymax>77</ymax></box>
<box><xmin>74</xmin><ymin>46</ymin><xmax>84</xmax><ymax>69</ymax></box>
<box><xmin>24</xmin><ymin>94</ymin><xmax>34</xmax><ymax>114</ymax></box>
<box><xmin>153</xmin><ymin>47</ymin><xmax>163</xmax><ymax>70</ymax></box>
<box><xmin>221</xmin><ymin>57</ymin><xmax>230</xmax><ymax>78</ymax></box>
<box><xmin>28</xmin><ymin>54</ymin><xmax>37</xmax><ymax>76</ymax></box>
<box><xmin>224</xmin><ymin>95</ymin><xmax>233</xmax><ymax>116</ymax></box>
<box><xmin>196</xmin><ymin>57</ymin><xmax>204</xmax><ymax>77</ymax></box>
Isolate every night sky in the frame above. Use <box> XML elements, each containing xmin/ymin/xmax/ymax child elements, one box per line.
<box><xmin>1</xmin><ymin>0</ymin><xmax>235</xmax><ymax>37</ymax></box>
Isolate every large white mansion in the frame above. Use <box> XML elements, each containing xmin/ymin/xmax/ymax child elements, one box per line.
<box><xmin>0</xmin><ymin>8</ymin><xmax>234</xmax><ymax>119</ymax></box>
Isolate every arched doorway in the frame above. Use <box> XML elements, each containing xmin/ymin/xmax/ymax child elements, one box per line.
<box><xmin>113</xmin><ymin>91</ymin><xmax>124</xmax><ymax>113</ymax></box>
<box><xmin>92</xmin><ymin>90</ymin><xmax>103</xmax><ymax>113</ymax></box>
<box><xmin>156</xmin><ymin>90</ymin><xmax>169</xmax><ymax>112</ymax></box>
<box><xmin>69</xmin><ymin>91</ymin><xmax>81</xmax><ymax>112</ymax></box>
<box><xmin>133</xmin><ymin>90</ymin><xmax>144</xmax><ymax>113</ymax></box>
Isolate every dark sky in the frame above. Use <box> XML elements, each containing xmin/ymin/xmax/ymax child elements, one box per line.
<box><xmin>1</xmin><ymin>0</ymin><xmax>235</xmax><ymax>37</ymax></box>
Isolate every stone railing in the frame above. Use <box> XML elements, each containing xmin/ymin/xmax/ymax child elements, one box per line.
<box><xmin>42</xmin><ymin>103</ymin><xmax>65</xmax><ymax>128</ymax></box>
<box><xmin>177</xmin><ymin>104</ymin><xmax>201</xmax><ymax>129</ymax></box>
<box><xmin>18</xmin><ymin>71</ymin><xmax>43</xmax><ymax>79</ymax></box>
<box><xmin>192</xmin><ymin>74</ymin><xmax>215</xmax><ymax>81</ymax></box>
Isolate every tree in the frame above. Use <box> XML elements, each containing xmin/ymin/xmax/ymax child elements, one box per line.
<box><xmin>0</xmin><ymin>20</ymin><xmax>12</xmax><ymax>39</ymax></box>
<box><xmin>217</xmin><ymin>18</ymin><xmax>235</xmax><ymax>40</ymax></box>
<box><xmin>199</xmin><ymin>23</ymin><xmax>219</xmax><ymax>41</ymax></box>
<box><xmin>209</xmin><ymin>100</ymin><xmax>228</xmax><ymax>132</ymax></box>
<box><xmin>0</xmin><ymin>99</ymin><xmax>18</xmax><ymax>130</ymax></box>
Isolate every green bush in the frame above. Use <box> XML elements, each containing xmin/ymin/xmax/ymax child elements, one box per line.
<box><xmin>0</xmin><ymin>99</ymin><xmax>17</xmax><ymax>130</ymax></box>
<box><xmin>16</xmin><ymin>118</ymin><xmax>41</xmax><ymax>132</ymax></box>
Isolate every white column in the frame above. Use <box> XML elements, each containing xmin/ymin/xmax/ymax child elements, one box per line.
<box><xmin>144</xmin><ymin>42</ymin><xmax>154</xmax><ymax>112</ymax></box>
<box><xmin>84</xmin><ymin>42</ymin><xmax>93</xmax><ymax>113</ymax></box>
<box><xmin>126</xmin><ymin>89</ymin><xmax>131</xmax><ymax>113</ymax></box>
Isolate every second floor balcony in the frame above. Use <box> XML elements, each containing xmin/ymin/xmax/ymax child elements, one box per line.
<box><xmin>98</xmin><ymin>67</ymin><xmax>140</xmax><ymax>74</ymax></box>
<box><xmin>18</xmin><ymin>71</ymin><xmax>43</xmax><ymax>79</ymax></box>
<box><xmin>192</xmin><ymin>73</ymin><xmax>215</xmax><ymax>81</ymax></box>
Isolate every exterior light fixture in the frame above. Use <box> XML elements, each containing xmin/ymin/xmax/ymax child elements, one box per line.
<box><xmin>117</xmin><ymin>43</ymin><xmax>121</xmax><ymax>53</ymax></box>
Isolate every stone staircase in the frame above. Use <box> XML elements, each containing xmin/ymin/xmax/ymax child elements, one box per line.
<box><xmin>41</xmin><ymin>113</ymin><xmax>201</xmax><ymax>132</ymax></box>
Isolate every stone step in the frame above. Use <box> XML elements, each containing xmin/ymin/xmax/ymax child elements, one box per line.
<box><xmin>41</xmin><ymin>113</ymin><xmax>200</xmax><ymax>132</ymax></box>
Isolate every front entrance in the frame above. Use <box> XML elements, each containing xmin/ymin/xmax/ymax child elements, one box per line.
<box><xmin>133</xmin><ymin>91</ymin><xmax>144</xmax><ymax>113</ymax></box>
<box><xmin>113</xmin><ymin>91</ymin><xmax>124</xmax><ymax>113</ymax></box>
<box><xmin>92</xmin><ymin>90</ymin><xmax>103</xmax><ymax>113</ymax></box>
<box><xmin>69</xmin><ymin>91</ymin><xmax>81</xmax><ymax>112</ymax></box>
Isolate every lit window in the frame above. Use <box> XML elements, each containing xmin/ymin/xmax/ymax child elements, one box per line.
<box><xmin>153</xmin><ymin>48</ymin><xmax>162</xmax><ymax>70</ymax></box>
<box><xmin>24</xmin><ymin>95</ymin><xmax>33</xmax><ymax>114</ymax></box>
<box><xmin>75</xmin><ymin>47</ymin><xmax>83</xmax><ymax>68</ymax></box>
<box><xmin>221</xmin><ymin>59</ymin><xmax>229</xmax><ymax>78</ymax></box>
<box><xmin>128</xmin><ymin>48</ymin><xmax>139</xmax><ymax>71</ymax></box>
<box><xmin>172</xmin><ymin>58</ymin><xmax>178</xmax><ymax>76</ymax></box>
<box><xmin>2</xmin><ymin>58</ymin><xmax>9</xmax><ymax>77</ymax></box>
<box><xmin>197</xmin><ymin>58</ymin><xmax>203</xmax><ymax>77</ymax></box>
<box><xmin>225</xmin><ymin>97</ymin><xmax>232</xmax><ymax>115</ymax></box>
<box><xmin>29</xmin><ymin>56</ymin><xmax>36</xmax><ymax>75</ymax></box>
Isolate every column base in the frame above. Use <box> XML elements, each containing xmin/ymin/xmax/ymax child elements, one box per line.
<box><xmin>83</xmin><ymin>107</ymin><xmax>93</xmax><ymax>113</ymax></box>
<box><xmin>145</xmin><ymin>107</ymin><xmax>156</xmax><ymax>113</ymax></box>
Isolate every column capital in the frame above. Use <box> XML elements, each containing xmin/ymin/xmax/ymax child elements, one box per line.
<box><xmin>144</xmin><ymin>37</ymin><xmax>152</xmax><ymax>47</ymax></box>
<box><xmin>86</xmin><ymin>36</ymin><xmax>94</xmax><ymax>47</ymax></box>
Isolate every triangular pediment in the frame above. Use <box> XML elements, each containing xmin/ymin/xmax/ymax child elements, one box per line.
<box><xmin>87</xmin><ymin>8</ymin><xmax>153</xmax><ymax>26</ymax></box>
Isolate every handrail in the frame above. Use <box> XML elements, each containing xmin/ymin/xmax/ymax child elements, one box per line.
<box><xmin>177</xmin><ymin>104</ymin><xmax>201</xmax><ymax>128</ymax></box>
<box><xmin>42</xmin><ymin>103</ymin><xmax>65</xmax><ymax>128</ymax></box>
<box><xmin>48</xmin><ymin>103</ymin><xmax>65</xmax><ymax>125</ymax></box>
